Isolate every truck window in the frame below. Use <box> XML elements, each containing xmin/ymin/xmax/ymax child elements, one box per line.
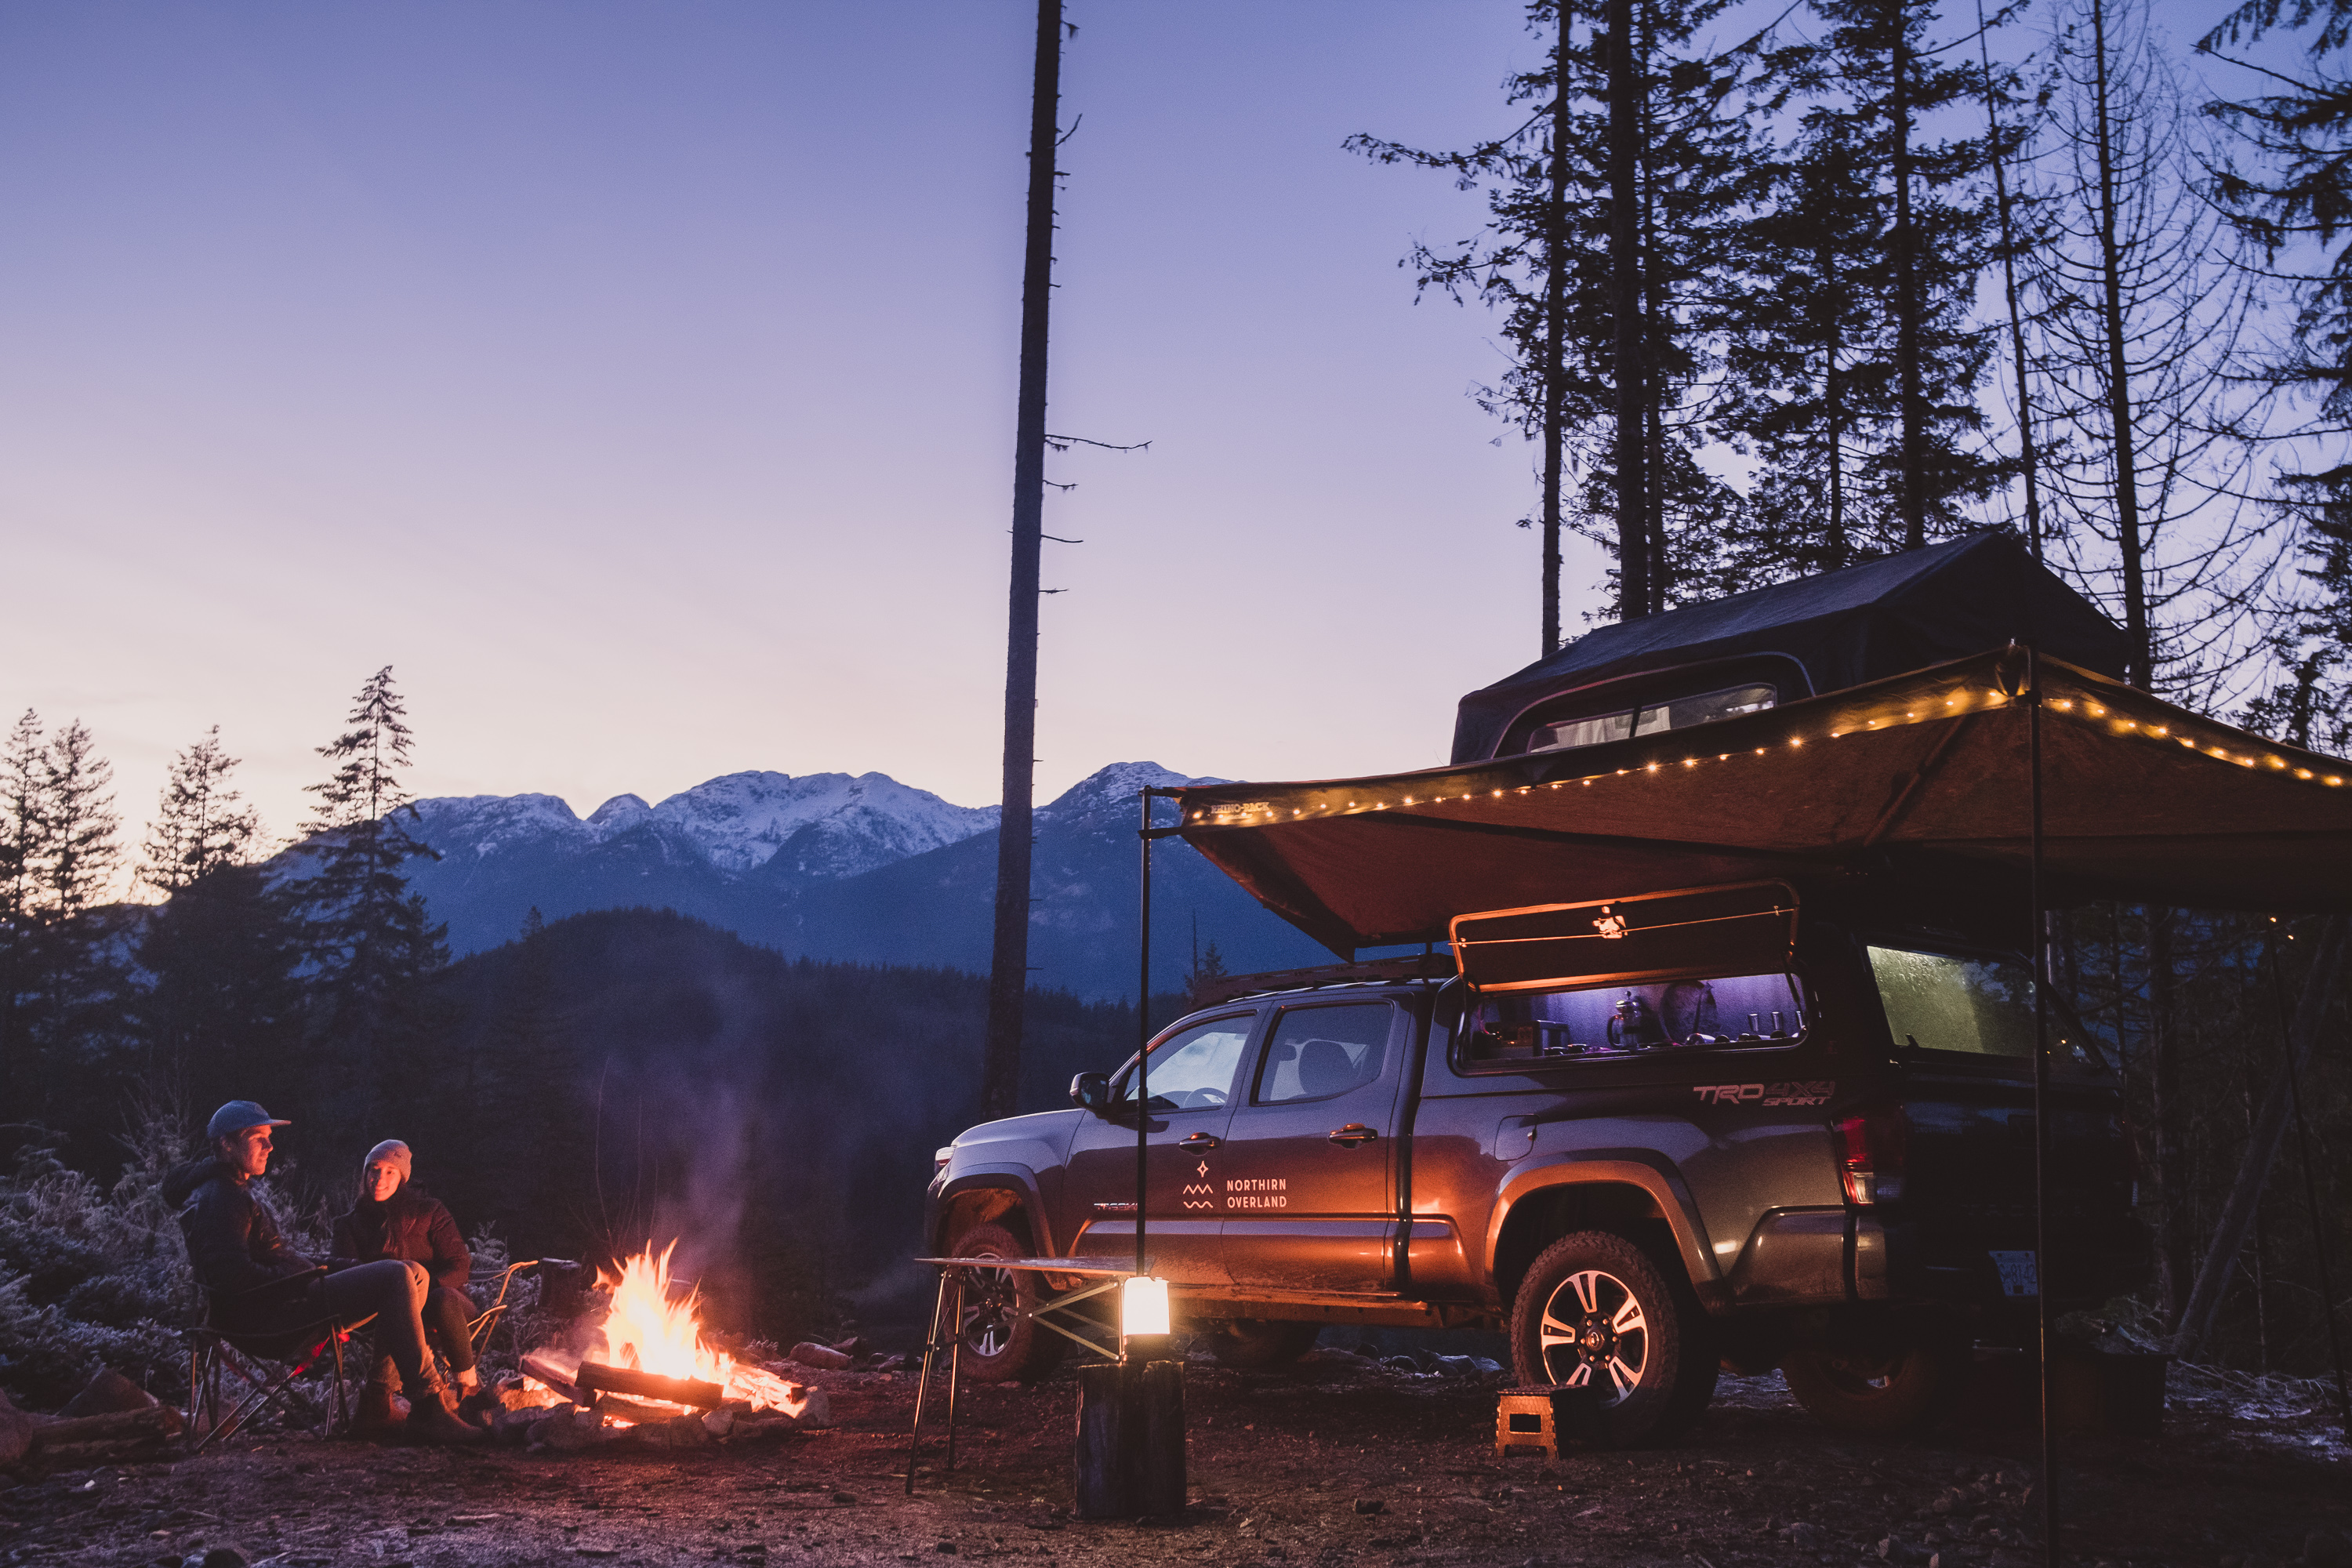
<box><xmin>1254</xmin><ymin>1003</ymin><xmax>1392</xmax><ymax>1105</ymax></box>
<box><xmin>1457</xmin><ymin>972</ymin><xmax>1806</xmax><ymax>1069</ymax></box>
<box><xmin>1116</xmin><ymin>1015</ymin><xmax>1253</xmax><ymax>1112</ymax></box>
<box><xmin>1866</xmin><ymin>946</ymin><xmax>2037</xmax><ymax>1058</ymax></box>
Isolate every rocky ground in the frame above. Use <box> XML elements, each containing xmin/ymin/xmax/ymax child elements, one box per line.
<box><xmin>3</xmin><ymin>1351</ymin><xmax>2346</xmax><ymax>1568</ymax></box>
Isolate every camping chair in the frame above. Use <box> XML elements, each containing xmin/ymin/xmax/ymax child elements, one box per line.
<box><xmin>187</xmin><ymin>1270</ymin><xmax>376</xmax><ymax>1454</ymax></box>
<box><xmin>463</xmin><ymin>1258</ymin><xmax>557</xmax><ymax>1359</ymax></box>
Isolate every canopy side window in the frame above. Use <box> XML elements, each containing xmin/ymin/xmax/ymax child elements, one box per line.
<box><xmin>1458</xmin><ymin>972</ymin><xmax>1808</xmax><ymax>1071</ymax></box>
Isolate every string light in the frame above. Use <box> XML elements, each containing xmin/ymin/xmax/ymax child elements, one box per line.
<box><xmin>1181</xmin><ymin>677</ymin><xmax>2352</xmax><ymax>829</ymax></box>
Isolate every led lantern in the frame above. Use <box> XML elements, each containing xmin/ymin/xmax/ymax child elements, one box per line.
<box><xmin>1120</xmin><ymin>1276</ymin><xmax>1171</xmax><ymax>1338</ymax></box>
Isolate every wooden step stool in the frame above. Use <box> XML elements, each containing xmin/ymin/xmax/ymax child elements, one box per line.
<box><xmin>1495</xmin><ymin>1385</ymin><xmax>1603</xmax><ymax>1459</ymax></box>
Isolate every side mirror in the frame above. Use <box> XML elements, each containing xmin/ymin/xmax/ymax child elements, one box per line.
<box><xmin>1069</xmin><ymin>1072</ymin><xmax>1111</xmax><ymax>1114</ymax></box>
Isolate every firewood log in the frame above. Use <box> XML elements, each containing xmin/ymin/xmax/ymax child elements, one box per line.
<box><xmin>574</xmin><ymin>1360</ymin><xmax>724</xmax><ymax>1410</ymax></box>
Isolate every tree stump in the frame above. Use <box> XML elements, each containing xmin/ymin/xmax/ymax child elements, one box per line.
<box><xmin>1073</xmin><ymin>1359</ymin><xmax>1185</xmax><ymax>1519</ymax></box>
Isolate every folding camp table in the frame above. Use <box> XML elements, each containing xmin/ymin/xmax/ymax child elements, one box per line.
<box><xmin>902</xmin><ymin>1256</ymin><xmax>1146</xmax><ymax>1494</ymax></box>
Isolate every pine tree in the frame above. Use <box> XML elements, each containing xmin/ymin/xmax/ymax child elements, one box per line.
<box><xmin>130</xmin><ymin>731</ymin><xmax>301</xmax><ymax>1116</ymax></box>
<box><xmin>287</xmin><ymin>667</ymin><xmax>448</xmax><ymax>1137</ymax></box>
<box><xmin>1349</xmin><ymin>0</ymin><xmax>1762</xmax><ymax>623</ymax></box>
<box><xmin>0</xmin><ymin>719</ymin><xmax>132</xmax><ymax>1138</ymax></box>
<box><xmin>0</xmin><ymin>710</ymin><xmax>45</xmax><ymax>1108</ymax></box>
<box><xmin>2205</xmin><ymin>0</ymin><xmax>2352</xmax><ymax>420</ymax></box>
<box><xmin>1722</xmin><ymin>0</ymin><xmax>2009</xmax><ymax>572</ymax></box>
<box><xmin>139</xmin><ymin>728</ymin><xmax>260</xmax><ymax>896</ymax></box>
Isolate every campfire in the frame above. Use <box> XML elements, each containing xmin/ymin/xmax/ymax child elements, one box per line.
<box><xmin>516</xmin><ymin>1243</ymin><xmax>815</xmax><ymax>1437</ymax></box>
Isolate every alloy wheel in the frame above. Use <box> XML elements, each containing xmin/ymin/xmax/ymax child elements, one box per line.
<box><xmin>1536</xmin><ymin>1267</ymin><xmax>1650</xmax><ymax>1403</ymax></box>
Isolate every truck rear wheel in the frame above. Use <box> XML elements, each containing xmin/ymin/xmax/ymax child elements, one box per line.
<box><xmin>1198</xmin><ymin>1318</ymin><xmax>1321</xmax><ymax>1370</ymax></box>
<box><xmin>1782</xmin><ymin>1331</ymin><xmax>1971</xmax><ymax>1433</ymax></box>
<box><xmin>946</xmin><ymin>1221</ymin><xmax>1065</xmax><ymax>1384</ymax></box>
<box><xmin>1508</xmin><ymin>1230</ymin><xmax>1718</xmax><ymax>1446</ymax></box>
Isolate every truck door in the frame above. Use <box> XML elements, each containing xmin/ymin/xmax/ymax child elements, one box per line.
<box><xmin>1062</xmin><ymin>1011</ymin><xmax>1256</xmax><ymax>1287</ymax></box>
<box><xmin>1218</xmin><ymin>1000</ymin><xmax>1406</xmax><ymax>1293</ymax></box>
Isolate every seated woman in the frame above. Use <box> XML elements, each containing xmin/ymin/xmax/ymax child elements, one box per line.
<box><xmin>331</xmin><ymin>1140</ymin><xmax>482</xmax><ymax>1431</ymax></box>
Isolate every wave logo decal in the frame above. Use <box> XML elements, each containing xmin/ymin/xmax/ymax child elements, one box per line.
<box><xmin>1183</xmin><ymin>1156</ymin><xmax>1217</xmax><ymax>1210</ymax></box>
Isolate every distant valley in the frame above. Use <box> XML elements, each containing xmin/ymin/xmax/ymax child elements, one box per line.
<box><xmin>397</xmin><ymin>761</ymin><xmax>1333</xmax><ymax>999</ymax></box>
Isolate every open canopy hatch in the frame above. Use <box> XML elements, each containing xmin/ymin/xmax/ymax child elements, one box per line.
<box><xmin>1173</xmin><ymin>646</ymin><xmax>2352</xmax><ymax>956</ymax></box>
<box><xmin>1451</xmin><ymin>532</ymin><xmax>2129</xmax><ymax>765</ymax></box>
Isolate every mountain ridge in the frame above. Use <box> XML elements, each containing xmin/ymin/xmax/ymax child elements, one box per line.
<box><xmin>394</xmin><ymin>760</ymin><xmax>1326</xmax><ymax>998</ymax></box>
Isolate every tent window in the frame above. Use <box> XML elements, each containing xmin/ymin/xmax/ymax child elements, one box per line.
<box><xmin>1525</xmin><ymin>682</ymin><xmax>1777</xmax><ymax>754</ymax></box>
<box><xmin>1866</xmin><ymin>946</ymin><xmax>2038</xmax><ymax>1059</ymax></box>
<box><xmin>1457</xmin><ymin>972</ymin><xmax>1806</xmax><ymax>1070</ymax></box>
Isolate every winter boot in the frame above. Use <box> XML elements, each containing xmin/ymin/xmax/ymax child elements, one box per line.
<box><xmin>405</xmin><ymin>1372</ymin><xmax>487</xmax><ymax>1446</ymax></box>
<box><xmin>352</xmin><ymin>1358</ymin><xmax>406</xmax><ymax>1439</ymax></box>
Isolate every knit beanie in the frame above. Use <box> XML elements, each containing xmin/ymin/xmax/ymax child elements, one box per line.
<box><xmin>363</xmin><ymin>1139</ymin><xmax>414</xmax><ymax>1189</ymax></box>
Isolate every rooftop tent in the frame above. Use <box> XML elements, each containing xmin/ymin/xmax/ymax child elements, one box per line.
<box><xmin>1451</xmin><ymin>532</ymin><xmax>2132</xmax><ymax>765</ymax></box>
<box><xmin>1172</xmin><ymin>648</ymin><xmax>2352</xmax><ymax>957</ymax></box>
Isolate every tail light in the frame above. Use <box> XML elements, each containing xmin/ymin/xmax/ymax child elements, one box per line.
<box><xmin>1837</xmin><ymin>1107</ymin><xmax>1907</xmax><ymax>1205</ymax></box>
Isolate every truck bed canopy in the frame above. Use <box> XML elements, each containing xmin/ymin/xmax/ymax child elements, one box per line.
<box><xmin>1451</xmin><ymin>533</ymin><xmax>2131</xmax><ymax>765</ymax></box>
<box><xmin>1175</xmin><ymin>648</ymin><xmax>2352</xmax><ymax>956</ymax></box>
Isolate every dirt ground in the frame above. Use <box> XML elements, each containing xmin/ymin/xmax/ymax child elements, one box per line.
<box><xmin>4</xmin><ymin>1352</ymin><xmax>2347</xmax><ymax>1568</ymax></box>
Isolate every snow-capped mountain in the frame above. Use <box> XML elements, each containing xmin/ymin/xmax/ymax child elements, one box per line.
<box><xmin>388</xmin><ymin>761</ymin><xmax>1328</xmax><ymax>997</ymax></box>
<box><xmin>405</xmin><ymin>771</ymin><xmax>996</xmax><ymax>883</ymax></box>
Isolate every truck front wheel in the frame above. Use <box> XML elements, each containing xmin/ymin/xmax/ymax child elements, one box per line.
<box><xmin>945</xmin><ymin>1221</ymin><xmax>1065</xmax><ymax>1384</ymax></box>
<box><xmin>1782</xmin><ymin>1331</ymin><xmax>1971</xmax><ymax>1433</ymax></box>
<box><xmin>1509</xmin><ymin>1230</ymin><xmax>1718</xmax><ymax>1446</ymax></box>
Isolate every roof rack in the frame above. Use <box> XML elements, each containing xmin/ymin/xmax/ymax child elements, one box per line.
<box><xmin>1190</xmin><ymin>952</ymin><xmax>1457</xmax><ymax>1007</ymax></box>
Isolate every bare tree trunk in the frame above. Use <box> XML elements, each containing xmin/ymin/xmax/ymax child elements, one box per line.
<box><xmin>1541</xmin><ymin>11</ymin><xmax>1572</xmax><ymax>655</ymax></box>
<box><xmin>1893</xmin><ymin>9</ymin><xmax>1926</xmax><ymax>551</ymax></box>
<box><xmin>2173</xmin><ymin>918</ymin><xmax>2349</xmax><ymax>1359</ymax></box>
<box><xmin>1607</xmin><ymin>0</ymin><xmax>1649</xmax><ymax>619</ymax></box>
<box><xmin>2149</xmin><ymin>909</ymin><xmax>2192</xmax><ymax>1325</ymax></box>
<box><xmin>1639</xmin><ymin>20</ymin><xmax>1668</xmax><ymax>615</ymax></box>
<box><xmin>2089</xmin><ymin>0</ymin><xmax>2151</xmax><ymax>687</ymax></box>
<box><xmin>1821</xmin><ymin>223</ymin><xmax>1848</xmax><ymax>568</ymax></box>
<box><xmin>980</xmin><ymin>0</ymin><xmax>1064</xmax><ymax>1121</ymax></box>
<box><xmin>1977</xmin><ymin>3</ymin><xmax>2045</xmax><ymax>556</ymax></box>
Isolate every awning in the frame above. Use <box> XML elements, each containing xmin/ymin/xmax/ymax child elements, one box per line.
<box><xmin>1172</xmin><ymin>647</ymin><xmax>2352</xmax><ymax>956</ymax></box>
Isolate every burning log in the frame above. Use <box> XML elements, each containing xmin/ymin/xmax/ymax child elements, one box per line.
<box><xmin>575</xmin><ymin>1359</ymin><xmax>725</xmax><ymax>1411</ymax></box>
<box><xmin>519</xmin><ymin>1351</ymin><xmax>585</xmax><ymax>1404</ymax></box>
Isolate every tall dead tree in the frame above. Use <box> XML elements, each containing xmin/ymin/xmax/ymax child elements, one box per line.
<box><xmin>980</xmin><ymin>0</ymin><xmax>1065</xmax><ymax>1122</ymax></box>
<box><xmin>1541</xmin><ymin>11</ymin><xmax>1573</xmax><ymax>654</ymax></box>
<box><xmin>1608</xmin><ymin>0</ymin><xmax>1651</xmax><ymax>619</ymax></box>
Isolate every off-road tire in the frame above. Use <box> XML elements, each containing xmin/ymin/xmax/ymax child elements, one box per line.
<box><xmin>1508</xmin><ymin>1230</ymin><xmax>1718</xmax><ymax>1446</ymax></box>
<box><xmin>1781</xmin><ymin>1332</ymin><xmax>1973</xmax><ymax>1434</ymax></box>
<box><xmin>946</xmin><ymin>1221</ymin><xmax>1064</xmax><ymax>1384</ymax></box>
<box><xmin>1198</xmin><ymin>1318</ymin><xmax>1323</xmax><ymax>1370</ymax></box>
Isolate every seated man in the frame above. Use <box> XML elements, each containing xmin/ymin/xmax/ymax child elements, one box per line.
<box><xmin>332</xmin><ymin>1140</ymin><xmax>486</xmax><ymax>1428</ymax></box>
<box><xmin>163</xmin><ymin>1101</ymin><xmax>481</xmax><ymax>1446</ymax></box>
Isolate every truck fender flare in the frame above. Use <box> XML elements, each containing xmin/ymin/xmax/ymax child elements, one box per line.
<box><xmin>1486</xmin><ymin>1155</ymin><xmax>1722</xmax><ymax>1292</ymax></box>
<box><xmin>935</xmin><ymin>1166</ymin><xmax>1052</xmax><ymax>1256</ymax></box>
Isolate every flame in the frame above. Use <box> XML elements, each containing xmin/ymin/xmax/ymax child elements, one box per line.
<box><xmin>569</xmin><ymin>1242</ymin><xmax>807</xmax><ymax>1418</ymax></box>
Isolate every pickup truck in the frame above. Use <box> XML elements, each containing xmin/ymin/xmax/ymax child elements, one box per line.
<box><xmin>924</xmin><ymin>880</ymin><xmax>2147</xmax><ymax>1444</ymax></box>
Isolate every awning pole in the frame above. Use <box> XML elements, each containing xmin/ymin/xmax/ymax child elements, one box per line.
<box><xmin>1137</xmin><ymin>786</ymin><xmax>1152</xmax><ymax>1283</ymax></box>
<box><xmin>2027</xmin><ymin>645</ymin><xmax>2060</xmax><ymax>1568</ymax></box>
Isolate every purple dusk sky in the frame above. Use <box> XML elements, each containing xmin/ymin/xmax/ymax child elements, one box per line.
<box><xmin>0</xmin><ymin>2</ymin><xmax>1578</xmax><ymax>856</ymax></box>
<box><xmin>0</xmin><ymin>0</ymin><xmax>2277</xmax><ymax>862</ymax></box>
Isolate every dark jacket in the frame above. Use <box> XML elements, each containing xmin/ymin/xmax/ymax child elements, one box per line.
<box><xmin>331</xmin><ymin>1183</ymin><xmax>470</xmax><ymax>1292</ymax></box>
<box><xmin>164</xmin><ymin>1157</ymin><xmax>316</xmax><ymax>1305</ymax></box>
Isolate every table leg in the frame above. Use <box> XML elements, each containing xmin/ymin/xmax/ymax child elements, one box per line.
<box><xmin>906</xmin><ymin>1268</ymin><xmax>953</xmax><ymax>1495</ymax></box>
<box><xmin>945</xmin><ymin>1271</ymin><xmax>964</xmax><ymax>1472</ymax></box>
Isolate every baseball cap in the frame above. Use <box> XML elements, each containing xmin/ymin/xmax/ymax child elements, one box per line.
<box><xmin>206</xmin><ymin>1101</ymin><xmax>292</xmax><ymax>1142</ymax></box>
